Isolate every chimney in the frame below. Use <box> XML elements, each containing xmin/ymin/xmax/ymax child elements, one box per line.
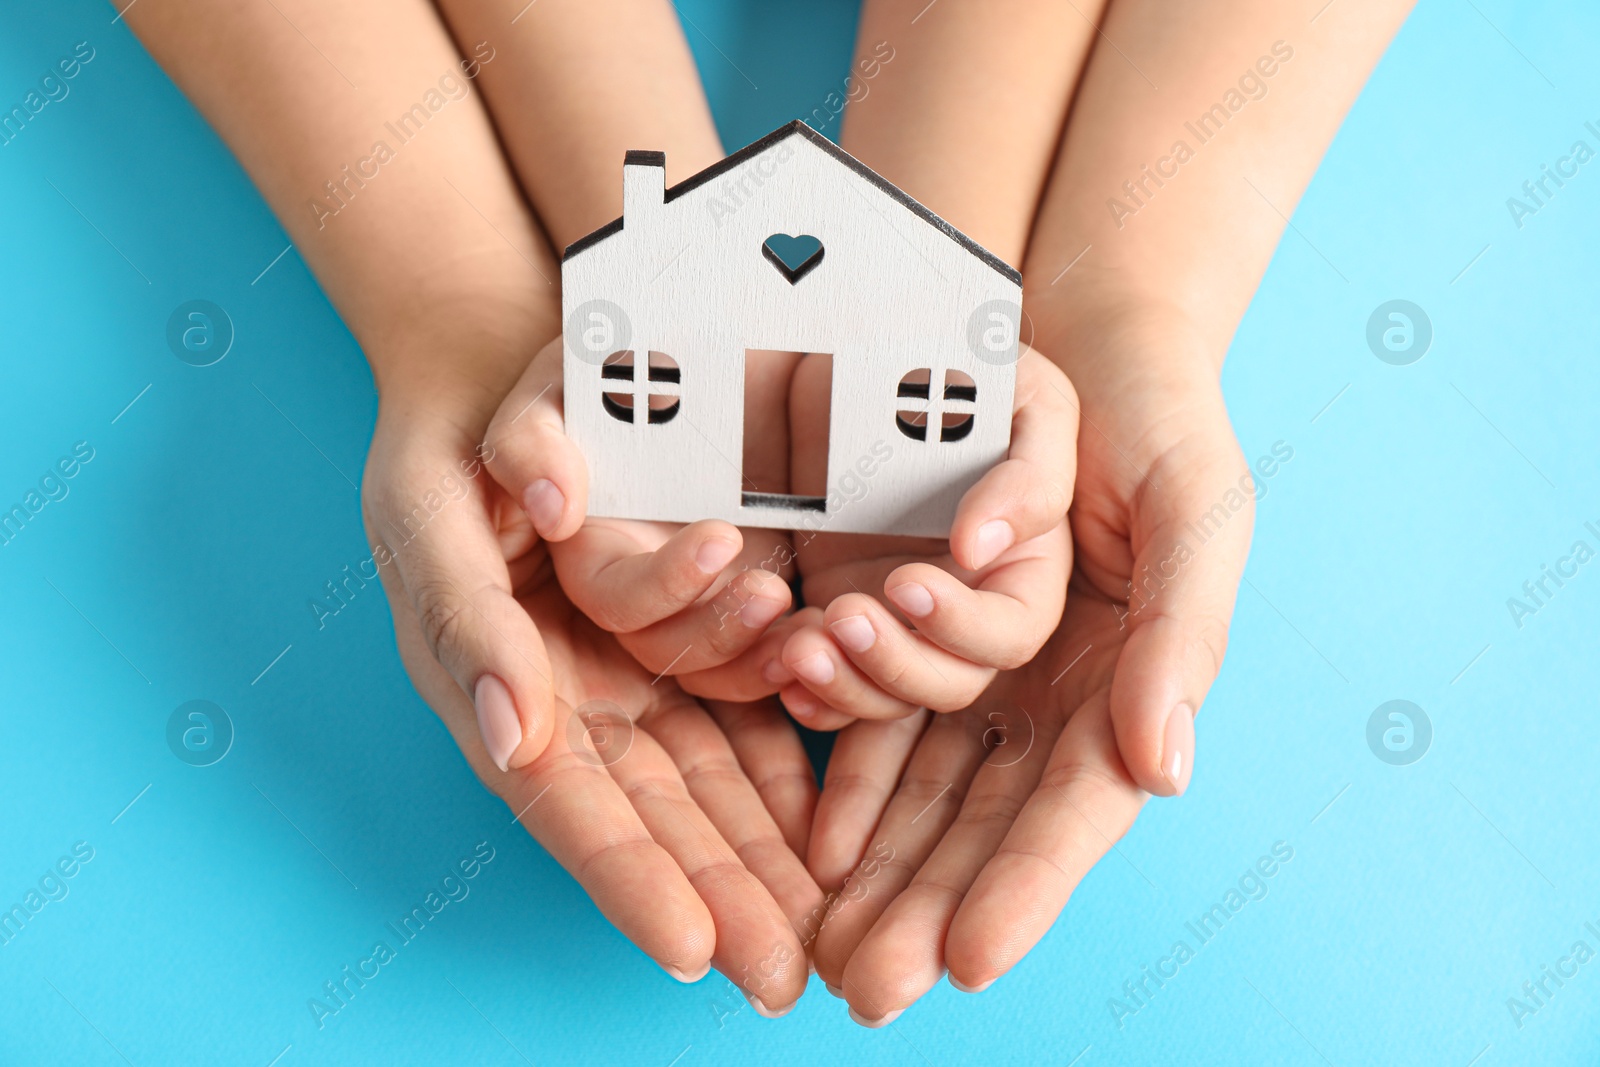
<box><xmin>623</xmin><ymin>150</ymin><xmax>666</xmax><ymax>225</ymax></box>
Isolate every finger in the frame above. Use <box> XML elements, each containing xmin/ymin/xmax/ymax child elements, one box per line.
<box><xmin>606</xmin><ymin>704</ymin><xmax>810</xmax><ymax>1014</ymax></box>
<box><xmin>944</xmin><ymin>691</ymin><xmax>1146</xmax><ymax>991</ymax></box>
<box><xmin>616</xmin><ymin>563</ymin><xmax>793</xmax><ymax>677</ymax></box>
<box><xmin>677</xmin><ymin>612</ymin><xmax>804</xmax><ymax>703</ymax></box>
<box><xmin>757</xmin><ymin>609</ymin><xmax>860</xmax><ymax>732</ymax></box>
<box><xmin>795</xmin><ymin>550</ymin><xmax>919</xmax><ymax>611</ymax></box>
<box><xmin>703</xmin><ymin>696</ymin><xmax>821</xmax><ymax>862</ymax></box>
<box><xmin>553</xmin><ymin>519</ymin><xmax>750</xmax><ymax>633</ymax></box>
<box><xmin>812</xmin><ymin>712</ymin><xmax>990</xmax><ymax>993</ymax></box>
<box><xmin>817</xmin><ymin>594</ymin><xmax>997</xmax><ymax>711</ymax></box>
<box><xmin>777</xmin><ymin>687</ymin><xmax>860</xmax><ymax>732</ymax></box>
<box><xmin>835</xmin><ymin>701</ymin><xmax>1060</xmax><ymax>1021</ymax></box>
<box><xmin>882</xmin><ymin>524</ymin><xmax>1070</xmax><ymax>670</ymax></box>
<box><xmin>367</xmin><ymin>444</ymin><xmax>555</xmax><ymax>773</ymax></box>
<box><xmin>642</xmin><ymin>698</ymin><xmax>825</xmax><ymax>960</ymax></box>
<box><xmin>949</xmin><ymin>349</ymin><xmax>1079</xmax><ymax>571</ymax></box>
<box><xmin>382</xmin><ymin>570</ymin><xmax>713</xmax><ymax>981</ymax></box>
<box><xmin>779</xmin><ymin>621</ymin><xmax>924</xmax><ymax>721</ymax></box>
<box><xmin>483</xmin><ymin>336</ymin><xmax>587</xmax><ymax>541</ymax></box>
<box><xmin>805</xmin><ymin>711</ymin><xmax>928</xmax><ymax>893</ymax></box>
<box><xmin>509</xmin><ymin>714</ymin><xmax>714</xmax><ymax>981</ymax></box>
<box><xmin>1111</xmin><ymin>419</ymin><xmax>1252</xmax><ymax>796</ymax></box>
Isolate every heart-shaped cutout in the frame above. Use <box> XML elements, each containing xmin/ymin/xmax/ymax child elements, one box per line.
<box><xmin>761</xmin><ymin>233</ymin><xmax>825</xmax><ymax>285</ymax></box>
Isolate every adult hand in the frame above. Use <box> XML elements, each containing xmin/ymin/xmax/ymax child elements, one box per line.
<box><xmin>807</xmin><ymin>309</ymin><xmax>1255</xmax><ymax>1016</ymax></box>
<box><xmin>363</xmin><ymin>345</ymin><xmax>822</xmax><ymax>1010</ymax></box>
<box><xmin>127</xmin><ymin>0</ymin><xmax>830</xmax><ymax>1008</ymax></box>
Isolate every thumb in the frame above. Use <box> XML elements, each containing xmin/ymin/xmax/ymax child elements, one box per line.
<box><xmin>1108</xmin><ymin>423</ymin><xmax>1255</xmax><ymax>797</ymax></box>
<box><xmin>484</xmin><ymin>335</ymin><xmax>588</xmax><ymax>542</ymax></box>
<box><xmin>365</xmin><ymin>437</ymin><xmax>556</xmax><ymax>775</ymax></box>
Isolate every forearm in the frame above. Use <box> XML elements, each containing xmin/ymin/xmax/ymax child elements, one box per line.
<box><xmin>1023</xmin><ymin>0</ymin><xmax>1415</xmax><ymax>373</ymax></box>
<box><xmin>124</xmin><ymin>0</ymin><xmax>557</xmax><ymax>405</ymax></box>
<box><xmin>840</xmin><ymin>0</ymin><xmax>1104</xmax><ymax>266</ymax></box>
<box><xmin>430</xmin><ymin>0</ymin><xmax>725</xmax><ymax>250</ymax></box>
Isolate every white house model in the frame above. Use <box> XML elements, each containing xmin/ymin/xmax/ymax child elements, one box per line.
<box><xmin>561</xmin><ymin>120</ymin><xmax>1022</xmax><ymax>537</ymax></box>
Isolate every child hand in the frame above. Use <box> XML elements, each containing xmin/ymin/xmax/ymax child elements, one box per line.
<box><xmin>773</xmin><ymin>347</ymin><xmax>1078</xmax><ymax>728</ymax></box>
<box><xmin>483</xmin><ymin>337</ymin><xmax>800</xmax><ymax>699</ymax></box>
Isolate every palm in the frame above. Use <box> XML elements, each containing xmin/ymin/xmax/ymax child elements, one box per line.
<box><xmin>503</xmin><ymin>529</ymin><xmax>825</xmax><ymax>1008</ymax></box>
<box><xmin>368</xmin><ymin>411</ymin><xmax>821</xmax><ymax>1010</ymax></box>
<box><xmin>518</xmin><ymin>545</ymin><xmax>818</xmax><ymax>907</ymax></box>
<box><xmin>805</xmin><ymin>341</ymin><xmax>1254</xmax><ymax>1020</ymax></box>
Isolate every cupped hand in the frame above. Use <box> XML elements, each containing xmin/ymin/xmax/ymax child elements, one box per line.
<box><xmin>772</xmin><ymin>347</ymin><xmax>1079</xmax><ymax>730</ymax></box>
<box><xmin>362</xmin><ymin>366</ymin><xmax>822</xmax><ymax>1012</ymax></box>
<box><xmin>483</xmin><ymin>338</ymin><xmax>805</xmax><ymax>703</ymax></box>
<box><xmin>805</xmin><ymin>312</ymin><xmax>1255</xmax><ymax>1016</ymax></box>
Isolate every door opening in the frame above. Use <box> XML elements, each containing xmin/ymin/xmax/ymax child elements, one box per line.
<box><xmin>741</xmin><ymin>349</ymin><xmax>829</xmax><ymax>512</ymax></box>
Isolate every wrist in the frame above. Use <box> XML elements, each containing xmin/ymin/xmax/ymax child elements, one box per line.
<box><xmin>360</xmin><ymin>286</ymin><xmax>559</xmax><ymax>418</ymax></box>
<box><xmin>1022</xmin><ymin>277</ymin><xmax>1222</xmax><ymax>402</ymax></box>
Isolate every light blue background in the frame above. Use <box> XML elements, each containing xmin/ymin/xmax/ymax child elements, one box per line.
<box><xmin>1</xmin><ymin>1</ymin><xmax>1596</xmax><ymax>1064</ymax></box>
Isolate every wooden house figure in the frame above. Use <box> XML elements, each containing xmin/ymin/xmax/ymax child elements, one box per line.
<box><xmin>561</xmin><ymin>120</ymin><xmax>1021</xmax><ymax>537</ymax></box>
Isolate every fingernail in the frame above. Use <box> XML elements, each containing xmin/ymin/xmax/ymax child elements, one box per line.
<box><xmin>824</xmin><ymin>982</ymin><xmax>844</xmax><ymax>999</ymax></box>
<box><xmin>783</xmin><ymin>689</ymin><xmax>821</xmax><ymax>721</ymax></box>
<box><xmin>972</xmin><ymin>520</ymin><xmax>1015</xmax><ymax>569</ymax></box>
<box><xmin>740</xmin><ymin>595</ymin><xmax>786</xmax><ymax>629</ymax></box>
<box><xmin>828</xmin><ymin>615</ymin><xmax>876</xmax><ymax>653</ymax></box>
<box><xmin>746</xmin><ymin>992</ymin><xmax>795</xmax><ymax>1018</ymax></box>
<box><xmin>848</xmin><ymin>1006</ymin><xmax>903</xmax><ymax>1029</ymax></box>
<box><xmin>665</xmin><ymin>962</ymin><xmax>710</xmax><ymax>983</ymax></box>
<box><xmin>1162</xmin><ymin>702</ymin><xmax>1196</xmax><ymax>795</ymax></box>
<box><xmin>524</xmin><ymin>479</ymin><xmax>565</xmax><ymax>538</ymax></box>
<box><xmin>949</xmin><ymin>975</ymin><xmax>993</xmax><ymax>993</ymax></box>
<box><xmin>473</xmin><ymin>674</ymin><xmax>522</xmax><ymax>773</ymax></box>
<box><xmin>762</xmin><ymin>658</ymin><xmax>794</xmax><ymax>685</ymax></box>
<box><xmin>791</xmin><ymin>651</ymin><xmax>835</xmax><ymax>686</ymax></box>
<box><xmin>886</xmin><ymin>581</ymin><xmax>935</xmax><ymax>618</ymax></box>
<box><xmin>696</xmin><ymin>537</ymin><xmax>741</xmax><ymax>575</ymax></box>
